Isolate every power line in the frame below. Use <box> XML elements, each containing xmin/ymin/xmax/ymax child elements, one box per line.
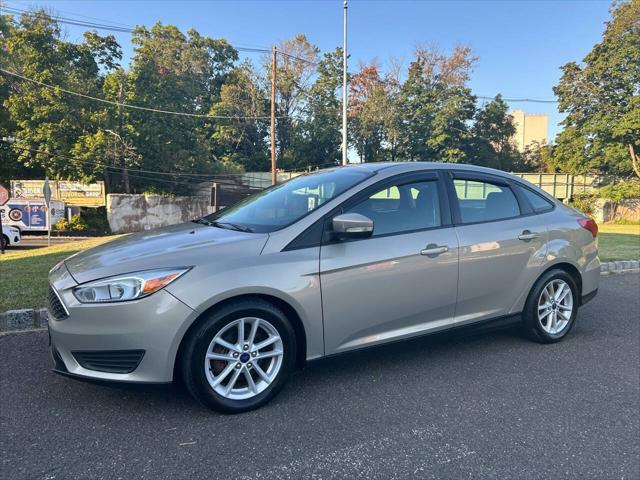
<box><xmin>2</xmin><ymin>5</ymin><xmax>562</xmax><ymax>105</ymax></box>
<box><xmin>2</xmin><ymin>5</ymin><xmax>323</xmax><ymax>64</ymax></box>
<box><xmin>1</xmin><ymin>5</ymin><xmax>271</xmax><ymax>54</ymax></box>
<box><xmin>277</xmin><ymin>51</ymin><xmax>320</xmax><ymax>67</ymax></box>
<box><xmin>477</xmin><ymin>95</ymin><xmax>558</xmax><ymax>104</ymax></box>
<box><xmin>0</xmin><ymin>140</ymin><xmax>273</xmax><ymax>185</ymax></box>
<box><xmin>0</xmin><ymin>68</ymin><xmax>288</xmax><ymax>120</ymax></box>
<box><xmin>2</xmin><ymin>6</ymin><xmax>133</xmax><ymax>33</ymax></box>
<box><xmin>2</xmin><ymin>140</ymin><xmax>342</xmax><ymax>186</ymax></box>
<box><xmin>3</xmin><ymin>0</ymin><xmax>132</xmax><ymax>28</ymax></box>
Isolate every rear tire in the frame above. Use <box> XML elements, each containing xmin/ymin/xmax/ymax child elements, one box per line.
<box><xmin>523</xmin><ymin>269</ymin><xmax>579</xmax><ymax>343</ymax></box>
<box><xmin>1</xmin><ymin>235</ymin><xmax>8</xmax><ymax>250</ymax></box>
<box><xmin>180</xmin><ymin>299</ymin><xmax>296</xmax><ymax>413</ymax></box>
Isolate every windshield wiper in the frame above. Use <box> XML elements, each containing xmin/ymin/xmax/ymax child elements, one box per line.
<box><xmin>212</xmin><ymin>221</ymin><xmax>253</xmax><ymax>233</ymax></box>
<box><xmin>192</xmin><ymin>218</ymin><xmax>253</xmax><ymax>232</ymax></box>
<box><xmin>192</xmin><ymin>218</ymin><xmax>215</xmax><ymax>226</ymax></box>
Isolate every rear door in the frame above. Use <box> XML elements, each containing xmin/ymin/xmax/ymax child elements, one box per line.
<box><xmin>320</xmin><ymin>171</ymin><xmax>459</xmax><ymax>355</ymax></box>
<box><xmin>445</xmin><ymin>172</ymin><xmax>548</xmax><ymax>325</ymax></box>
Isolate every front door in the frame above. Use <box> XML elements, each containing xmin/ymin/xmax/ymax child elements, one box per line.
<box><xmin>320</xmin><ymin>173</ymin><xmax>459</xmax><ymax>355</ymax></box>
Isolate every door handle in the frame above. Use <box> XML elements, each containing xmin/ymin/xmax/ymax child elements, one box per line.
<box><xmin>518</xmin><ymin>230</ymin><xmax>540</xmax><ymax>241</ymax></box>
<box><xmin>420</xmin><ymin>245</ymin><xmax>448</xmax><ymax>256</ymax></box>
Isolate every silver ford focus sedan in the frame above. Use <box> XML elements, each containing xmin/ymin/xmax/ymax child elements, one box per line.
<box><xmin>48</xmin><ymin>163</ymin><xmax>600</xmax><ymax>413</ymax></box>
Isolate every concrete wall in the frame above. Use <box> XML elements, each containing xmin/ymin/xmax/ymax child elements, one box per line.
<box><xmin>594</xmin><ymin>198</ymin><xmax>640</xmax><ymax>223</ymax></box>
<box><xmin>107</xmin><ymin>194</ymin><xmax>214</xmax><ymax>233</ymax></box>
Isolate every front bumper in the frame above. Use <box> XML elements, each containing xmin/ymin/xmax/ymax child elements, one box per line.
<box><xmin>48</xmin><ymin>264</ymin><xmax>196</xmax><ymax>383</ymax></box>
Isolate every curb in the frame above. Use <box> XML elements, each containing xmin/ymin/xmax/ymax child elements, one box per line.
<box><xmin>0</xmin><ymin>308</ymin><xmax>49</xmax><ymax>333</ymax></box>
<box><xmin>599</xmin><ymin>259</ymin><xmax>640</xmax><ymax>276</ymax></box>
<box><xmin>1</xmin><ymin>260</ymin><xmax>638</xmax><ymax>334</ymax></box>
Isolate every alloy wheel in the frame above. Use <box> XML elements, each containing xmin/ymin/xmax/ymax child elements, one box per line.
<box><xmin>204</xmin><ymin>317</ymin><xmax>284</xmax><ymax>400</ymax></box>
<box><xmin>537</xmin><ymin>279</ymin><xmax>574</xmax><ymax>335</ymax></box>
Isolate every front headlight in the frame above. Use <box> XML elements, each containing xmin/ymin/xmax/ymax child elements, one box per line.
<box><xmin>73</xmin><ymin>268</ymin><xmax>190</xmax><ymax>303</ymax></box>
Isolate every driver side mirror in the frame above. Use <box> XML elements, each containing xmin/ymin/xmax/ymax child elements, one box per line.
<box><xmin>332</xmin><ymin>213</ymin><xmax>374</xmax><ymax>239</ymax></box>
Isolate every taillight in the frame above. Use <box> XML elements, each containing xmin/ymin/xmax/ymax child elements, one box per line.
<box><xmin>578</xmin><ymin>218</ymin><xmax>598</xmax><ymax>238</ymax></box>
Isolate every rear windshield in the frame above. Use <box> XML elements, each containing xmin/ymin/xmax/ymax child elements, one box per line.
<box><xmin>201</xmin><ymin>168</ymin><xmax>373</xmax><ymax>233</ymax></box>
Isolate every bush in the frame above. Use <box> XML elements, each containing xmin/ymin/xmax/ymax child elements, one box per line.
<box><xmin>598</xmin><ymin>179</ymin><xmax>640</xmax><ymax>202</ymax></box>
<box><xmin>598</xmin><ymin>179</ymin><xmax>640</xmax><ymax>222</ymax></box>
<box><xmin>568</xmin><ymin>193</ymin><xmax>598</xmax><ymax>216</ymax></box>
<box><xmin>54</xmin><ymin>207</ymin><xmax>110</xmax><ymax>234</ymax></box>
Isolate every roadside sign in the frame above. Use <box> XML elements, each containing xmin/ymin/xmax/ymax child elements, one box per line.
<box><xmin>0</xmin><ymin>184</ymin><xmax>9</xmax><ymax>206</ymax></box>
<box><xmin>11</xmin><ymin>179</ymin><xmax>106</xmax><ymax>206</ymax></box>
<box><xmin>0</xmin><ymin>184</ymin><xmax>6</xmax><ymax>254</ymax></box>
<box><xmin>43</xmin><ymin>177</ymin><xmax>52</xmax><ymax>206</ymax></box>
<box><xmin>43</xmin><ymin>177</ymin><xmax>52</xmax><ymax>247</ymax></box>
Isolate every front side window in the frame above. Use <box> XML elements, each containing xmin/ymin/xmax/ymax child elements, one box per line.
<box><xmin>454</xmin><ymin>179</ymin><xmax>520</xmax><ymax>223</ymax></box>
<box><xmin>201</xmin><ymin>168</ymin><xmax>373</xmax><ymax>233</ymax></box>
<box><xmin>347</xmin><ymin>180</ymin><xmax>441</xmax><ymax>236</ymax></box>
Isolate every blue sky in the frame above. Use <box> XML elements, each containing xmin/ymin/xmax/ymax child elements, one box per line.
<box><xmin>8</xmin><ymin>0</ymin><xmax>613</xmax><ymax>139</ymax></box>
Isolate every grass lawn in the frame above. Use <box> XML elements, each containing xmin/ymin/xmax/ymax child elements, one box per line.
<box><xmin>598</xmin><ymin>224</ymin><xmax>640</xmax><ymax>262</ymax></box>
<box><xmin>0</xmin><ymin>236</ymin><xmax>119</xmax><ymax>312</ymax></box>
<box><xmin>0</xmin><ymin>224</ymin><xmax>638</xmax><ymax>312</ymax></box>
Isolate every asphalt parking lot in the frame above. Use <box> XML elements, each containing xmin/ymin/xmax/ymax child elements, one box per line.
<box><xmin>1</xmin><ymin>273</ymin><xmax>638</xmax><ymax>480</ymax></box>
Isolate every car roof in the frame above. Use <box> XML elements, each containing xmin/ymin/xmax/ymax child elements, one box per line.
<box><xmin>339</xmin><ymin>161</ymin><xmax>521</xmax><ymax>180</ymax></box>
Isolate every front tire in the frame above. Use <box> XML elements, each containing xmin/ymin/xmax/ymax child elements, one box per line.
<box><xmin>180</xmin><ymin>299</ymin><xmax>296</xmax><ymax>413</ymax></box>
<box><xmin>523</xmin><ymin>269</ymin><xmax>579</xmax><ymax>343</ymax></box>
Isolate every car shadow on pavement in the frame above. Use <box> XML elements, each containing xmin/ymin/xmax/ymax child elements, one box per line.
<box><xmin>45</xmin><ymin>321</ymin><xmax>525</xmax><ymax>416</ymax></box>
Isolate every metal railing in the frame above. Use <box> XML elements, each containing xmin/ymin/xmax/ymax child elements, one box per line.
<box><xmin>512</xmin><ymin>173</ymin><xmax>598</xmax><ymax>200</ymax></box>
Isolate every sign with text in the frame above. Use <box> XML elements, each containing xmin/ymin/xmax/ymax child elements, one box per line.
<box><xmin>11</xmin><ymin>180</ymin><xmax>105</xmax><ymax>206</ymax></box>
<box><xmin>0</xmin><ymin>200</ymin><xmax>64</xmax><ymax>231</ymax></box>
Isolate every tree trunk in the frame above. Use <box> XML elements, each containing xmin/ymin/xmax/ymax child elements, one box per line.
<box><xmin>629</xmin><ymin>144</ymin><xmax>640</xmax><ymax>179</ymax></box>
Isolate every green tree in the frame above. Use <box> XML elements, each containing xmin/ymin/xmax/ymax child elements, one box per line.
<box><xmin>291</xmin><ymin>48</ymin><xmax>344</xmax><ymax>170</ymax></box>
<box><xmin>381</xmin><ymin>62</ymin><xmax>403</xmax><ymax>162</ymax></box>
<box><xmin>398</xmin><ymin>47</ymin><xmax>476</xmax><ymax>162</ymax></box>
<box><xmin>267</xmin><ymin>34</ymin><xmax>319</xmax><ymax>168</ymax></box>
<box><xmin>0</xmin><ymin>13</ymin><xmax>37</xmax><ymax>184</ymax></box>
<box><xmin>209</xmin><ymin>63</ymin><xmax>269</xmax><ymax>171</ymax></box>
<box><xmin>126</xmin><ymin>23</ymin><xmax>240</xmax><ymax>191</ymax></box>
<box><xmin>396</xmin><ymin>46</ymin><xmax>477</xmax><ymax>162</ymax></box>
<box><xmin>348</xmin><ymin>63</ymin><xmax>387</xmax><ymax>162</ymax></box>
<box><xmin>2</xmin><ymin>10</ymin><xmax>109</xmax><ymax>181</ymax></box>
<box><xmin>470</xmin><ymin>95</ymin><xmax>520</xmax><ymax>170</ymax></box>
<box><xmin>522</xmin><ymin>141</ymin><xmax>556</xmax><ymax>173</ymax></box>
<box><xmin>553</xmin><ymin>0</ymin><xmax>640</xmax><ymax>177</ymax></box>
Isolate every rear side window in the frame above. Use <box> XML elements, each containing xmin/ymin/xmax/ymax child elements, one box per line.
<box><xmin>517</xmin><ymin>185</ymin><xmax>554</xmax><ymax>213</ymax></box>
<box><xmin>454</xmin><ymin>179</ymin><xmax>520</xmax><ymax>223</ymax></box>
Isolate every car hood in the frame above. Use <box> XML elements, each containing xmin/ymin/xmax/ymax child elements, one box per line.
<box><xmin>64</xmin><ymin>222</ymin><xmax>269</xmax><ymax>284</ymax></box>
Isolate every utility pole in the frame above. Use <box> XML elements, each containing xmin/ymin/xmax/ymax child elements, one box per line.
<box><xmin>342</xmin><ymin>0</ymin><xmax>348</xmax><ymax>166</ymax></box>
<box><xmin>270</xmin><ymin>46</ymin><xmax>277</xmax><ymax>185</ymax></box>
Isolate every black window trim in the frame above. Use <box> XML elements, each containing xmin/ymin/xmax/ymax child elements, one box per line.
<box><xmin>512</xmin><ymin>181</ymin><xmax>556</xmax><ymax>214</ymax></box>
<box><xmin>444</xmin><ymin>170</ymin><xmax>540</xmax><ymax>227</ymax></box>
<box><xmin>283</xmin><ymin>170</ymin><xmax>453</xmax><ymax>251</ymax></box>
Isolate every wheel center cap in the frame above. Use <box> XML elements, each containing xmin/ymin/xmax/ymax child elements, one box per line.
<box><xmin>551</xmin><ymin>302</ymin><xmax>557</xmax><ymax>310</ymax></box>
<box><xmin>240</xmin><ymin>352</ymin><xmax>251</xmax><ymax>363</ymax></box>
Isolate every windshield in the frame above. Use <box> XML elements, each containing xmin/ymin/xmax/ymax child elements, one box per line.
<box><xmin>201</xmin><ymin>168</ymin><xmax>373</xmax><ymax>233</ymax></box>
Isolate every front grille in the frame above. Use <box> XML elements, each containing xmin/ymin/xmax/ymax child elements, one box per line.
<box><xmin>48</xmin><ymin>286</ymin><xmax>68</xmax><ymax>320</ymax></box>
<box><xmin>72</xmin><ymin>350</ymin><xmax>145</xmax><ymax>374</ymax></box>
